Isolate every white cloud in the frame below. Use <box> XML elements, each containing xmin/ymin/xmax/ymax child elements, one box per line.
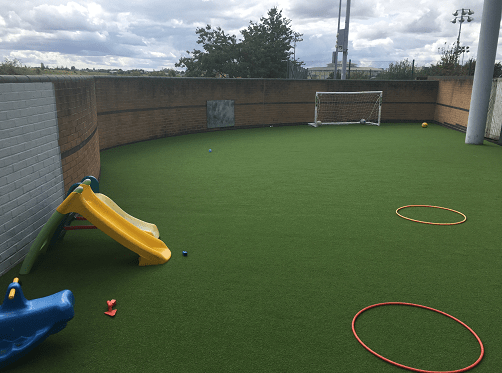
<box><xmin>0</xmin><ymin>0</ymin><xmax>499</xmax><ymax>71</ymax></box>
<box><xmin>353</xmin><ymin>37</ymin><xmax>394</xmax><ymax>50</ymax></box>
<box><xmin>28</xmin><ymin>2</ymin><xmax>101</xmax><ymax>31</ymax></box>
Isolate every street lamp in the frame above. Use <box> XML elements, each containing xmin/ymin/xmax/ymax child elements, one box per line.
<box><xmin>451</xmin><ymin>8</ymin><xmax>474</xmax><ymax>62</ymax></box>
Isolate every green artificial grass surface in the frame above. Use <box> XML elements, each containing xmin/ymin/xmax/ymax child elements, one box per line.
<box><xmin>1</xmin><ymin>123</ymin><xmax>501</xmax><ymax>372</ymax></box>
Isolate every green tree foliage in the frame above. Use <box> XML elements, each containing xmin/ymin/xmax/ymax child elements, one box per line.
<box><xmin>239</xmin><ymin>8</ymin><xmax>303</xmax><ymax>78</ymax></box>
<box><xmin>0</xmin><ymin>58</ymin><xmax>36</xmax><ymax>75</ymax></box>
<box><xmin>349</xmin><ymin>70</ymin><xmax>372</xmax><ymax>80</ymax></box>
<box><xmin>149</xmin><ymin>68</ymin><xmax>178</xmax><ymax>77</ymax></box>
<box><xmin>423</xmin><ymin>42</ymin><xmax>499</xmax><ymax>78</ymax></box>
<box><xmin>176</xmin><ymin>8</ymin><xmax>303</xmax><ymax>78</ymax></box>
<box><xmin>375</xmin><ymin>59</ymin><xmax>417</xmax><ymax>80</ymax></box>
<box><xmin>425</xmin><ymin>43</ymin><xmax>466</xmax><ymax>76</ymax></box>
<box><xmin>374</xmin><ymin>43</ymin><xmax>501</xmax><ymax>80</ymax></box>
<box><xmin>176</xmin><ymin>25</ymin><xmax>238</xmax><ymax>77</ymax></box>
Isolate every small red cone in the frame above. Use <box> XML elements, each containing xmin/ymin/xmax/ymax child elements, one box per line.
<box><xmin>104</xmin><ymin>299</ymin><xmax>117</xmax><ymax>317</ymax></box>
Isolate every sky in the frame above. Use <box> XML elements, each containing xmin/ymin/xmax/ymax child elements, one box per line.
<box><xmin>0</xmin><ymin>0</ymin><xmax>499</xmax><ymax>71</ymax></box>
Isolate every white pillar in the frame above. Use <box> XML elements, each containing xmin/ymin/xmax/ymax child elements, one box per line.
<box><xmin>465</xmin><ymin>0</ymin><xmax>502</xmax><ymax>144</ymax></box>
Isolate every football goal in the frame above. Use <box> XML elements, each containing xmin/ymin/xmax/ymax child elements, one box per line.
<box><xmin>485</xmin><ymin>78</ymin><xmax>502</xmax><ymax>142</ymax></box>
<box><xmin>309</xmin><ymin>91</ymin><xmax>383</xmax><ymax>127</ymax></box>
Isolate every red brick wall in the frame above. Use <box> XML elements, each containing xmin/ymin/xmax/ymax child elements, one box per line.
<box><xmin>0</xmin><ymin>75</ymin><xmax>477</xmax><ymax>195</ymax></box>
<box><xmin>53</xmin><ymin>77</ymin><xmax>100</xmax><ymax>192</ymax></box>
<box><xmin>430</xmin><ymin>77</ymin><xmax>473</xmax><ymax>129</ymax></box>
<box><xmin>95</xmin><ymin>77</ymin><xmax>439</xmax><ymax>150</ymax></box>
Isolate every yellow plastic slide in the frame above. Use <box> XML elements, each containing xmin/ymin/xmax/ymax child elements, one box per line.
<box><xmin>95</xmin><ymin>193</ymin><xmax>160</xmax><ymax>239</ymax></box>
<box><xmin>56</xmin><ymin>180</ymin><xmax>171</xmax><ymax>266</ymax></box>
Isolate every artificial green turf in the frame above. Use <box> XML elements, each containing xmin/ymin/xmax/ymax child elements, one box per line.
<box><xmin>1</xmin><ymin>123</ymin><xmax>501</xmax><ymax>372</ymax></box>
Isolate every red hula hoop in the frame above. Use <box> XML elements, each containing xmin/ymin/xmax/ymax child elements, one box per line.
<box><xmin>396</xmin><ymin>205</ymin><xmax>466</xmax><ymax>226</ymax></box>
<box><xmin>352</xmin><ymin>302</ymin><xmax>484</xmax><ymax>373</ymax></box>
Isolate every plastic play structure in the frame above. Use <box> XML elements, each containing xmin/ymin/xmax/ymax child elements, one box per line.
<box><xmin>0</xmin><ymin>278</ymin><xmax>74</xmax><ymax>368</ymax></box>
<box><xmin>20</xmin><ymin>177</ymin><xmax>171</xmax><ymax>274</ymax></box>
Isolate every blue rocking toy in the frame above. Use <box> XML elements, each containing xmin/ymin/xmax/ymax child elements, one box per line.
<box><xmin>0</xmin><ymin>278</ymin><xmax>74</xmax><ymax>368</ymax></box>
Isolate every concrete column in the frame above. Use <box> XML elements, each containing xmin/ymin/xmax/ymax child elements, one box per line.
<box><xmin>465</xmin><ymin>0</ymin><xmax>502</xmax><ymax>144</ymax></box>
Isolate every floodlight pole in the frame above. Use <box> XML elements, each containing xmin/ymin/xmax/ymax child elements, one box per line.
<box><xmin>333</xmin><ymin>0</ymin><xmax>343</xmax><ymax>79</ymax></box>
<box><xmin>451</xmin><ymin>8</ymin><xmax>474</xmax><ymax>62</ymax></box>
<box><xmin>341</xmin><ymin>0</ymin><xmax>351</xmax><ymax>80</ymax></box>
<box><xmin>465</xmin><ymin>0</ymin><xmax>502</xmax><ymax>144</ymax></box>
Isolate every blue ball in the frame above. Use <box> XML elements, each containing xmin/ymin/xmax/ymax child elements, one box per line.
<box><xmin>182</xmin><ymin>251</ymin><xmax>188</xmax><ymax>256</ymax></box>
<box><xmin>209</xmin><ymin>149</ymin><xmax>212</xmax><ymax>152</ymax></box>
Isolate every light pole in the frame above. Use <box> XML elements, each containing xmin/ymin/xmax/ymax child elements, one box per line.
<box><xmin>451</xmin><ymin>8</ymin><xmax>474</xmax><ymax>62</ymax></box>
<box><xmin>333</xmin><ymin>0</ymin><xmax>351</xmax><ymax>80</ymax></box>
<box><xmin>459</xmin><ymin>45</ymin><xmax>470</xmax><ymax>64</ymax></box>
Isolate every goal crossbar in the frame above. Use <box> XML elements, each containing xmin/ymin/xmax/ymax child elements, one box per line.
<box><xmin>309</xmin><ymin>91</ymin><xmax>383</xmax><ymax>127</ymax></box>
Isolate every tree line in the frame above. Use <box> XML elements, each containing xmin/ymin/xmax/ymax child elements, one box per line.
<box><xmin>176</xmin><ymin>7</ymin><xmax>303</xmax><ymax>78</ymax></box>
<box><xmin>352</xmin><ymin>43</ymin><xmax>502</xmax><ymax>80</ymax></box>
<box><xmin>0</xmin><ymin>59</ymin><xmax>180</xmax><ymax>77</ymax></box>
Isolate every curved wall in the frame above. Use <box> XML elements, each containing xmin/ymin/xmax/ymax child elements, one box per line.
<box><xmin>95</xmin><ymin>77</ymin><xmax>439</xmax><ymax>150</ymax></box>
<box><xmin>0</xmin><ymin>75</ymin><xmax>99</xmax><ymax>275</ymax></box>
<box><xmin>53</xmin><ymin>77</ymin><xmax>100</xmax><ymax>192</ymax></box>
<box><xmin>0</xmin><ymin>75</ymin><xmax>472</xmax><ymax>276</ymax></box>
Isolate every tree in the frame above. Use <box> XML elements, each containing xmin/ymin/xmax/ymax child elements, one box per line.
<box><xmin>422</xmin><ymin>42</ymin><xmax>500</xmax><ymax>77</ymax></box>
<box><xmin>375</xmin><ymin>59</ymin><xmax>417</xmax><ymax>80</ymax></box>
<box><xmin>0</xmin><ymin>58</ymin><xmax>33</xmax><ymax>75</ymax></box>
<box><xmin>176</xmin><ymin>7</ymin><xmax>303</xmax><ymax>78</ymax></box>
<box><xmin>239</xmin><ymin>8</ymin><xmax>303</xmax><ymax>78</ymax></box>
<box><xmin>176</xmin><ymin>25</ymin><xmax>239</xmax><ymax>77</ymax></box>
<box><xmin>425</xmin><ymin>43</ymin><xmax>464</xmax><ymax>76</ymax></box>
<box><xmin>149</xmin><ymin>68</ymin><xmax>178</xmax><ymax>77</ymax></box>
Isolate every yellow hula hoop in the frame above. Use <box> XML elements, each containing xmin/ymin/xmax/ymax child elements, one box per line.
<box><xmin>396</xmin><ymin>205</ymin><xmax>466</xmax><ymax>226</ymax></box>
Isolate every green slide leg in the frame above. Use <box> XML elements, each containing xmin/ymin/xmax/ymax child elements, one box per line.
<box><xmin>19</xmin><ymin>211</ymin><xmax>67</xmax><ymax>275</ymax></box>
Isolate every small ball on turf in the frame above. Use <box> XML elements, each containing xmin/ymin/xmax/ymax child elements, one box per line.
<box><xmin>208</xmin><ymin>149</ymin><xmax>212</xmax><ymax>152</ymax></box>
<box><xmin>316</xmin><ymin>121</ymin><xmax>322</xmax><ymax>126</ymax></box>
<box><xmin>360</xmin><ymin>119</ymin><xmax>366</xmax><ymax>124</ymax></box>
<box><xmin>422</xmin><ymin>122</ymin><xmax>428</xmax><ymax>128</ymax></box>
<box><xmin>182</xmin><ymin>251</ymin><xmax>187</xmax><ymax>256</ymax></box>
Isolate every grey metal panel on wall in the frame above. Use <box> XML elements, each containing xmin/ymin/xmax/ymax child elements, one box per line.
<box><xmin>207</xmin><ymin>100</ymin><xmax>235</xmax><ymax>128</ymax></box>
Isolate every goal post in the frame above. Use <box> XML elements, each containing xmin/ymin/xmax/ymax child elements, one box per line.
<box><xmin>485</xmin><ymin>78</ymin><xmax>502</xmax><ymax>142</ymax></box>
<box><xmin>309</xmin><ymin>91</ymin><xmax>383</xmax><ymax>127</ymax></box>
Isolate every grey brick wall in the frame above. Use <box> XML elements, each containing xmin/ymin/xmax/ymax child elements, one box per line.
<box><xmin>0</xmin><ymin>82</ymin><xmax>65</xmax><ymax>276</ymax></box>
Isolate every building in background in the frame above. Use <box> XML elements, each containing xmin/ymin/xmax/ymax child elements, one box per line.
<box><xmin>308</xmin><ymin>62</ymin><xmax>384</xmax><ymax>79</ymax></box>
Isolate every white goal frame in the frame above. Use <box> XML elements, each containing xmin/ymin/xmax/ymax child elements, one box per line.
<box><xmin>309</xmin><ymin>91</ymin><xmax>383</xmax><ymax>127</ymax></box>
<box><xmin>485</xmin><ymin>78</ymin><xmax>502</xmax><ymax>142</ymax></box>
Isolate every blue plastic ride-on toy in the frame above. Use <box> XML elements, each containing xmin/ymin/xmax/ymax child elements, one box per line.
<box><xmin>0</xmin><ymin>278</ymin><xmax>75</xmax><ymax>368</ymax></box>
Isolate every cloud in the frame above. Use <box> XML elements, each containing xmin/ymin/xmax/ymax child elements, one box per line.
<box><xmin>0</xmin><ymin>0</ymin><xmax>498</xmax><ymax>72</ymax></box>
<box><xmin>352</xmin><ymin>37</ymin><xmax>393</xmax><ymax>50</ymax></box>
<box><xmin>400</xmin><ymin>10</ymin><xmax>442</xmax><ymax>34</ymax></box>
<box><xmin>27</xmin><ymin>2</ymin><xmax>104</xmax><ymax>32</ymax></box>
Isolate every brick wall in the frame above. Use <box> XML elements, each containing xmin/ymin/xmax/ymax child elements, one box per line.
<box><xmin>431</xmin><ymin>76</ymin><xmax>473</xmax><ymax>130</ymax></box>
<box><xmin>96</xmin><ymin>78</ymin><xmax>439</xmax><ymax>150</ymax></box>
<box><xmin>52</xmin><ymin>77</ymin><xmax>100</xmax><ymax>192</ymax></box>
<box><xmin>0</xmin><ymin>81</ymin><xmax>65</xmax><ymax>274</ymax></box>
<box><xmin>0</xmin><ymin>75</ymin><xmax>475</xmax><ymax>276</ymax></box>
<box><xmin>0</xmin><ymin>76</ymin><xmax>99</xmax><ymax>275</ymax></box>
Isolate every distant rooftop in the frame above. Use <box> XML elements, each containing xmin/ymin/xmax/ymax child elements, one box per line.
<box><xmin>308</xmin><ymin>63</ymin><xmax>384</xmax><ymax>79</ymax></box>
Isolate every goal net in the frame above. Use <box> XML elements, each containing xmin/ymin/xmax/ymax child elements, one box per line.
<box><xmin>309</xmin><ymin>91</ymin><xmax>383</xmax><ymax>127</ymax></box>
<box><xmin>485</xmin><ymin>78</ymin><xmax>502</xmax><ymax>142</ymax></box>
